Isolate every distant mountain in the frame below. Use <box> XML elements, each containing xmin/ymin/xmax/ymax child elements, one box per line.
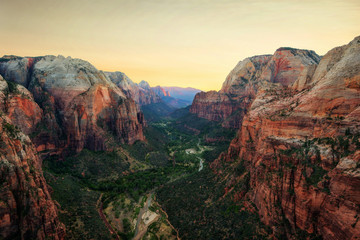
<box><xmin>161</xmin><ymin>96</ymin><xmax>191</xmax><ymax>109</ymax></box>
<box><xmin>104</xmin><ymin>74</ymin><xmax>200</xmax><ymax>119</ymax></box>
<box><xmin>161</xmin><ymin>86</ymin><xmax>201</xmax><ymax>102</ymax></box>
<box><xmin>152</xmin><ymin>86</ymin><xmax>171</xmax><ymax>97</ymax></box>
<box><xmin>151</xmin><ymin>86</ymin><xmax>201</xmax><ymax>108</ymax></box>
<box><xmin>105</xmin><ymin>72</ymin><xmax>161</xmax><ymax>106</ymax></box>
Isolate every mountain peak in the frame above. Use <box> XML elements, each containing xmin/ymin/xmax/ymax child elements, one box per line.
<box><xmin>138</xmin><ymin>80</ymin><xmax>151</xmax><ymax>90</ymax></box>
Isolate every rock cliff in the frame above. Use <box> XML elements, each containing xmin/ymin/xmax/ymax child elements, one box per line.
<box><xmin>0</xmin><ymin>76</ymin><xmax>65</xmax><ymax>239</ymax></box>
<box><xmin>0</xmin><ymin>56</ymin><xmax>145</xmax><ymax>154</ymax></box>
<box><xmin>105</xmin><ymin>72</ymin><xmax>161</xmax><ymax>106</ymax></box>
<box><xmin>152</xmin><ymin>86</ymin><xmax>171</xmax><ymax>97</ymax></box>
<box><xmin>190</xmin><ymin>48</ymin><xmax>320</xmax><ymax>128</ymax></box>
<box><xmin>211</xmin><ymin>36</ymin><xmax>360</xmax><ymax>239</ymax></box>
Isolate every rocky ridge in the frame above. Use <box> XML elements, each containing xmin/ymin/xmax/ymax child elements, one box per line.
<box><xmin>105</xmin><ymin>71</ymin><xmax>161</xmax><ymax>106</ymax></box>
<box><xmin>0</xmin><ymin>55</ymin><xmax>145</xmax><ymax>154</ymax></box>
<box><xmin>0</xmin><ymin>75</ymin><xmax>65</xmax><ymax>239</ymax></box>
<box><xmin>0</xmin><ymin>55</ymin><xmax>149</xmax><ymax>239</ymax></box>
<box><xmin>190</xmin><ymin>47</ymin><xmax>321</xmax><ymax>128</ymax></box>
<box><xmin>210</xmin><ymin>36</ymin><xmax>360</xmax><ymax>239</ymax></box>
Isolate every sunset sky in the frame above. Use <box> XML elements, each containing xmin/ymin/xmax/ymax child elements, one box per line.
<box><xmin>1</xmin><ymin>0</ymin><xmax>359</xmax><ymax>91</ymax></box>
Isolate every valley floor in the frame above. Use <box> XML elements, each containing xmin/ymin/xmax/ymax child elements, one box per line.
<box><xmin>43</xmin><ymin>114</ymin><xmax>232</xmax><ymax>240</ymax></box>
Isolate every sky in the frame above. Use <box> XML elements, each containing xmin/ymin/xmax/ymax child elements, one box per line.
<box><xmin>1</xmin><ymin>0</ymin><xmax>359</xmax><ymax>91</ymax></box>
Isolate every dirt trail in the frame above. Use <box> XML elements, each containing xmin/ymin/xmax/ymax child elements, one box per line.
<box><xmin>97</xmin><ymin>194</ymin><xmax>120</xmax><ymax>240</ymax></box>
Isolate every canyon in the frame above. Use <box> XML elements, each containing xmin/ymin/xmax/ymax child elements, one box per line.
<box><xmin>193</xmin><ymin>36</ymin><xmax>360</xmax><ymax>239</ymax></box>
<box><xmin>0</xmin><ymin>36</ymin><xmax>359</xmax><ymax>240</ymax></box>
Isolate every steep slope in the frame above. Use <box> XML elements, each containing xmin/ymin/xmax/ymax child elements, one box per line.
<box><xmin>105</xmin><ymin>72</ymin><xmax>161</xmax><ymax>106</ymax></box>
<box><xmin>190</xmin><ymin>55</ymin><xmax>271</xmax><ymax>128</ymax></box>
<box><xmin>190</xmin><ymin>48</ymin><xmax>320</xmax><ymax>128</ymax></box>
<box><xmin>105</xmin><ymin>72</ymin><xmax>178</xmax><ymax>119</ymax></box>
<box><xmin>212</xmin><ymin>36</ymin><xmax>360</xmax><ymax>239</ymax></box>
<box><xmin>0</xmin><ymin>76</ymin><xmax>65</xmax><ymax>239</ymax></box>
<box><xmin>0</xmin><ymin>56</ymin><xmax>145</xmax><ymax>154</ymax></box>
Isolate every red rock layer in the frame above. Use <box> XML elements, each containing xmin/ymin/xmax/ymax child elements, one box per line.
<box><xmin>152</xmin><ymin>86</ymin><xmax>171</xmax><ymax>97</ymax></box>
<box><xmin>0</xmin><ymin>56</ymin><xmax>145</xmax><ymax>154</ymax></box>
<box><xmin>64</xmin><ymin>84</ymin><xmax>145</xmax><ymax>152</ymax></box>
<box><xmin>0</xmin><ymin>77</ymin><xmax>65</xmax><ymax>239</ymax></box>
<box><xmin>212</xmin><ymin>36</ymin><xmax>360</xmax><ymax>239</ymax></box>
<box><xmin>0</xmin><ymin>82</ymin><xmax>42</xmax><ymax>135</ymax></box>
<box><xmin>190</xmin><ymin>48</ymin><xmax>320</xmax><ymax>128</ymax></box>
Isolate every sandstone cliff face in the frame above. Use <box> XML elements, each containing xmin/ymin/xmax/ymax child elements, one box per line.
<box><xmin>190</xmin><ymin>55</ymin><xmax>272</xmax><ymax>128</ymax></box>
<box><xmin>152</xmin><ymin>86</ymin><xmax>171</xmax><ymax>97</ymax></box>
<box><xmin>259</xmin><ymin>48</ymin><xmax>320</xmax><ymax>89</ymax></box>
<box><xmin>105</xmin><ymin>71</ymin><xmax>161</xmax><ymax>106</ymax></box>
<box><xmin>190</xmin><ymin>49</ymin><xmax>320</xmax><ymax>128</ymax></box>
<box><xmin>212</xmin><ymin>36</ymin><xmax>360</xmax><ymax>239</ymax></box>
<box><xmin>0</xmin><ymin>56</ymin><xmax>145</xmax><ymax>153</ymax></box>
<box><xmin>0</xmin><ymin>77</ymin><xmax>65</xmax><ymax>239</ymax></box>
<box><xmin>0</xmin><ymin>76</ymin><xmax>42</xmax><ymax>135</ymax></box>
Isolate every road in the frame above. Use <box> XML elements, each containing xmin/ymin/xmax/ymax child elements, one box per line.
<box><xmin>133</xmin><ymin>193</ymin><xmax>158</xmax><ymax>240</ymax></box>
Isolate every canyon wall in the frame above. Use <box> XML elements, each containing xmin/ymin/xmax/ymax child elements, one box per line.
<box><xmin>0</xmin><ymin>55</ymin><xmax>145</xmax><ymax>154</ymax></box>
<box><xmin>0</xmin><ymin>56</ymin><xmax>148</xmax><ymax>239</ymax></box>
<box><xmin>190</xmin><ymin>48</ymin><xmax>320</xmax><ymax>128</ymax></box>
<box><xmin>211</xmin><ymin>36</ymin><xmax>360</xmax><ymax>239</ymax></box>
<box><xmin>0</xmin><ymin>76</ymin><xmax>65</xmax><ymax>239</ymax></box>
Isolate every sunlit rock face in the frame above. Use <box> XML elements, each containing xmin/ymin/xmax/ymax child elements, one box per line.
<box><xmin>0</xmin><ymin>76</ymin><xmax>65</xmax><ymax>239</ymax></box>
<box><xmin>190</xmin><ymin>47</ymin><xmax>321</xmax><ymax>129</ymax></box>
<box><xmin>106</xmin><ymin>71</ymin><xmax>161</xmax><ymax>106</ymax></box>
<box><xmin>0</xmin><ymin>76</ymin><xmax>42</xmax><ymax>135</ymax></box>
<box><xmin>152</xmin><ymin>86</ymin><xmax>171</xmax><ymax>97</ymax></box>
<box><xmin>0</xmin><ymin>55</ymin><xmax>145</xmax><ymax>154</ymax></box>
<box><xmin>190</xmin><ymin>54</ymin><xmax>270</xmax><ymax>128</ymax></box>
<box><xmin>0</xmin><ymin>56</ymin><xmax>148</xmax><ymax>239</ymax></box>
<box><xmin>211</xmin><ymin>36</ymin><xmax>360</xmax><ymax>239</ymax></box>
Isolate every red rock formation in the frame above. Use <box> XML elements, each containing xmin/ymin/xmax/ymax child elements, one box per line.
<box><xmin>64</xmin><ymin>84</ymin><xmax>144</xmax><ymax>152</ymax></box>
<box><xmin>212</xmin><ymin>36</ymin><xmax>360</xmax><ymax>239</ymax></box>
<box><xmin>152</xmin><ymin>86</ymin><xmax>171</xmax><ymax>97</ymax></box>
<box><xmin>190</xmin><ymin>91</ymin><xmax>230</xmax><ymax>121</ymax></box>
<box><xmin>190</xmin><ymin>55</ymin><xmax>273</xmax><ymax>128</ymax></box>
<box><xmin>3</xmin><ymin>84</ymin><xmax>42</xmax><ymax>135</ymax></box>
<box><xmin>190</xmin><ymin>48</ymin><xmax>320</xmax><ymax>128</ymax></box>
<box><xmin>0</xmin><ymin>55</ymin><xmax>145</xmax><ymax>153</ymax></box>
<box><xmin>0</xmin><ymin>77</ymin><xmax>65</xmax><ymax>239</ymax></box>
